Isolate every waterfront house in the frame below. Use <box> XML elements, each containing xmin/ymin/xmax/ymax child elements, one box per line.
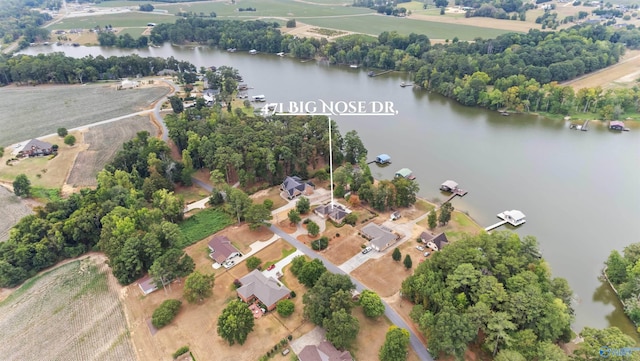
<box><xmin>236</xmin><ymin>270</ymin><xmax>291</xmax><ymax>311</ymax></box>
<box><xmin>420</xmin><ymin>231</ymin><xmax>449</xmax><ymax>251</ymax></box>
<box><xmin>208</xmin><ymin>235</ymin><xmax>241</xmax><ymax>264</ymax></box>
<box><xmin>361</xmin><ymin>223</ymin><xmax>399</xmax><ymax>252</ymax></box>
<box><xmin>375</xmin><ymin>154</ymin><xmax>391</xmax><ymax>164</ymax></box>
<box><xmin>281</xmin><ymin>176</ymin><xmax>314</xmax><ymax>200</ymax></box>
<box><xmin>440</xmin><ymin>180</ymin><xmax>459</xmax><ymax>192</ymax></box>
<box><xmin>609</xmin><ymin>120</ymin><xmax>625</xmax><ymax>131</ymax></box>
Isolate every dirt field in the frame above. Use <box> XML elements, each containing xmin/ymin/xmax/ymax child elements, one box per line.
<box><xmin>0</xmin><ymin>186</ymin><xmax>34</xmax><ymax>241</ymax></box>
<box><xmin>0</xmin><ymin>131</ymin><xmax>85</xmax><ymax>189</ymax></box>
<box><xmin>250</xmin><ymin>187</ymin><xmax>288</xmax><ymax>210</ymax></box>
<box><xmin>563</xmin><ymin>49</ymin><xmax>640</xmax><ymax>90</ymax></box>
<box><xmin>352</xmin><ymin>245</ymin><xmax>417</xmax><ymax>298</ymax></box>
<box><xmin>321</xmin><ymin>227</ymin><xmax>366</xmax><ymax>265</ymax></box>
<box><xmin>0</xmin><ymin>83</ymin><xmax>168</xmax><ymax>148</ymax></box>
<box><xmin>66</xmin><ymin>115</ymin><xmax>157</xmax><ymax>187</ymax></box>
<box><xmin>0</xmin><ymin>255</ymin><xmax>136</xmax><ymax>360</ymax></box>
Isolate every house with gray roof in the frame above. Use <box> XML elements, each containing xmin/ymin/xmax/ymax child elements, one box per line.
<box><xmin>420</xmin><ymin>231</ymin><xmax>449</xmax><ymax>251</ymax></box>
<box><xmin>281</xmin><ymin>176</ymin><xmax>314</xmax><ymax>199</ymax></box>
<box><xmin>361</xmin><ymin>223</ymin><xmax>399</xmax><ymax>252</ymax></box>
<box><xmin>208</xmin><ymin>235</ymin><xmax>241</xmax><ymax>264</ymax></box>
<box><xmin>314</xmin><ymin>203</ymin><xmax>350</xmax><ymax>224</ymax></box>
<box><xmin>236</xmin><ymin>270</ymin><xmax>291</xmax><ymax>311</ymax></box>
<box><xmin>298</xmin><ymin>340</ymin><xmax>353</xmax><ymax>361</ymax></box>
<box><xmin>137</xmin><ymin>274</ymin><xmax>158</xmax><ymax>295</ymax></box>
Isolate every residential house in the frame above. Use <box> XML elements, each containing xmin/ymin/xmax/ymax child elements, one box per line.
<box><xmin>361</xmin><ymin>223</ymin><xmax>399</xmax><ymax>252</ymax></box>
<box><xmin>208</xmin><ymin>235</ymin><xmax>242</xmax><ymax>264</ymax></box>
<box><xmin>137</xmin><ymin>275</ymin><xmax>158</xmax><ymax>295</ymax></box>
<box><xmin>314</xmin><ymin>203</ymin><xmax>350</xmax><ymax>224</ymax></box>
<box><xmin>14</xmin><ymin>139</ymin><xmax>54</xmax><ymax>157</ymax></box>
<box><xmin>236</xmin><ymin>270</ymin><xmax>291</xmax><ymax>311</ymax></box>
<box><xmin>281</xmin><ymin>176</ymin><xmax>314</xmax><ymax>199</ymax></box>
<box><xmin>609</xmin><ymin>120</ymin><xmax>625</xmax><ymax>131</ymax></box>
<box><xmin>298</xmin><ymin>341</ymin><xmax>353</xmax><ymax>361</ymax></box>
<box><xmin>420</xmin><ymin>231</ymin><xmax>449</xmax><ymax>251</ymax></box>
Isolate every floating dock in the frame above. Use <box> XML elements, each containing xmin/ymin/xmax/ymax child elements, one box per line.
<box><xmin>443</xmin><ymin>188</ymin><xmax>468</xmax><ymax>204</ymax></box>
<box><xmin>485</xmin><ymin>220</ymin><xmax>508</xmax><ymax>232</ymax></box>
<box><xmin>485</xmin><ymin>210</ymin><xmax>526</xmax><ymax>232</ymax></box>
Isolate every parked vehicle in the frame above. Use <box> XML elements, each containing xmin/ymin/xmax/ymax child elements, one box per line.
<box><xmin>362</xmin><ymin>246</ymin><xmax>373</xmax><ymax>254</ymax></box>
<box><xmin>423</xmin><ymin>252</ymin><xmax>430</xmax><ymax>257</ymax></box>
<box><xmin>267</xmin><ymin>264</ymin><xmax>276</xmax><ymax>271</ymax></box>
<box><xmin>416</xmin><ymin>246</ymin><xmax>424</xmax><ymax>251</ymax></box>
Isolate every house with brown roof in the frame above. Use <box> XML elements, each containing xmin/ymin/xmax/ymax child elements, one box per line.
<box><xmin>281</xmin><ymin>176</ymin><xmax>314</xmax><ymax>199</ymax></box>
<box><xmin>420</xmin><ymin>231</ymin><xmax>449</xmax><ymax>251</ymax></box>
<box><xmin>236</xmin><ymin>270</ymin><xmax>291</xmax><ymax>311</ymax></box>
<box><xmin>361</xmin><ymin>223</ymin><xmax>399</xmax><ymax>252</ymax></box>
<box><xmin>208</xmin><ymin>235</ymin><xmax>241</xmax><ymax>264</ymax></box>
<box><xmin>298</xmin><ymin>340</ymin><xmax>353</xmax><ymax>361</ymax></box>
<box><xmin>13</xmin><ymin>139</ymin><xmax>54</xmax><ymax>157</ymax></box>
<box><xmin>314</xmin><ymin>203</ymin><xmax>350</xmax><ymax>224</ymax></box>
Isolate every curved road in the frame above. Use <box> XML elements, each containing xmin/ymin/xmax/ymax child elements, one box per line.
<box><xmin>154</xmin><ymin>79</ymin><xmax>181</xmax><ymax>142</ymax></box>
<box><xmin>269</xmin><ymin>224</ymin><xmax>433</xmax><ymax>361</ymax></box>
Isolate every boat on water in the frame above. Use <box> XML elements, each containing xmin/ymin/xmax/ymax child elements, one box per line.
<box><xmin>227</xmin><ymin>48</ymin><xmax>236</xmax><ymax>52</ymax></box>
<box><xmin>249</xmin><ymin>49</ymin><xmax>257</xmax><ymax>55</ymax></box>
<box><xmin>350</xmin><ymin>64</ymin><xmax>359</xmax><ymax>69</ymax></box>
<box><xmin>367</xmin><ymin>71</ymin><xmax>375</xmax><ymax>77</ymax></box>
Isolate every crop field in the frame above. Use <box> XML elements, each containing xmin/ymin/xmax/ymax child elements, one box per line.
<box><xmin>301</xmin><ymin>13</ymin><xmax>514</xmax><ymax>39</ymax></box>
<box><xmin>0</xmin><ymin>256</ymin><xmax>135</xmax><ymax>361</ymax></box>
<box><xmin>0</xmin><ymin>84</ymin><xmax>167</xmax><ymax>148</ymax></box>
<box><xmin>47</xmin><ymin>12</ymin><xmax>176</xmax><ymax>30</ymax></box>
<box><xmin>160</xmin><ymin>0</ymin><xmax>372</xmax><ymax>17</ymax></box>
<box><xmin>0</xmin><ymin>186</ymin><xmax>33</xmax><ymax>242</ymax></box>
<box><xmin>66</xmin><ymin>115</ymin><xmax>157</xmax><ymax>188</ymax></box>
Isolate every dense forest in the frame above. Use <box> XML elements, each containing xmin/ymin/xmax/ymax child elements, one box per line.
<box><xmin>0</xmin><ymin>0</ymin><xmax>53</xmax><ymax>47</ymax></box>
<box><xmin>605</xmin><ymin>243</ymin><xmax>640</xmax><ymax>326</ymax></box>
<box><xmin>147</xmin><ymin>18</ymin><xmax>640</xmax><ymax>117</ymax></box>
<box><xmin>0</xmin><ymin>52</ymin><xmax>195</xmax><ymax>85</ymax></box>
<box><xmin>402</xmin><ymin>231</ymin><xmax>574</xmax><ymax>360</ymax></box>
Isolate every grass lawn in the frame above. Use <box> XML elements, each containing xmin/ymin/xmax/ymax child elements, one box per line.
<box><xmin>175</xmin><ymin>185</ymin><xmax>209</xmax><ymax>204</ymax></box>
<box><xmin>302</xmin><ymin>14</ymin><xmax>514</xmax><ymax>40</ymax></box>
<box><xmin>31</xmin><ymin>187</ymin><xmax>62</xmax><ymax>202</ymax></box>
<box><xmin>178</xmin><ymin>208</ymin><xmax>233</xmax><ymax>247</ymax></box>
<box><xmin>117</xmin><ymin>27</ymin><xmax>145</xmax><ymax>38</ymax></box>
<box><xmin>47</xmin><ymin>12</ymin><xmax>176</xmax><ymax>30</ymax></box>
<box><xmin>161</xmin><ymin>0</ymin><xmax>372</xmax><ymax>17</ymax></box>
<box><xmin>414</xmin><ymin>199</ymin><xmax>435</xmax><ymax>213</ymax></box>
<box><xmin>263</xmin><ymin>245</ymin><xmax>297</xmax><ymax>268</ymax></box>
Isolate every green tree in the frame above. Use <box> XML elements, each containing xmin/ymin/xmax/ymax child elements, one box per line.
<box><xmin>169</xmin><ymin>95</ymin><xmax>184</xmax><ymax>113</ymax></box>
<box><xmin>57</xmin><ymin>127</ymin><xmax>68</xmax><ymax>137</ymax></box>
<box><xmin>307</xmin><ymin>220</ymin><xmax>320</xmax><ymax>237</ymax></box>
<box><xmin>288</xmin><ymin>209</ymin><xmax>301</xmax><ymax>224</ymax></box>
<box><xmin>392</xmin><ymin>177</ymin><xmax>419</xmax><ymax>207</ymax></box>
<box><xmin>181</xmin><ymin>149</ymin><xmax>194</xmax><ymax>186</ymax></box>
<box><xmin>343</xmin><ymin>130</ymin><xmax>368</xmax><ymax>164</ymax></box>
<box><xmin>438</xmin><ymin>202</ymin><xmax>454</xmax><ymax>225</ymax></box>
<box><xmin>536</xmin><ymin>341</ymin><xmax>569</xmax><ymax>361</ymax></box>
<box><xmin>286</xmin><ymin>19</ymin><xmax>296</xmax><ymax>28</ymax></box>
<box><xmin>605</xmin><ymin>250</ymin><xmax>629</xmax><ymax>284</ymax></box>
<box><xmin>152</xmin><ymin>189</ymin><xmax>185</xmax><ymax>223</ymax></box>
<box><xmin>379</xmin><ymin>326</ymin><xmax>411</xmax><ymax>361</ymax></box>
<box><xmin>485</xmin><ymin>312</ymin><xmax>516</xmax><ymax>356</ymax></box>
<box><xmin>290</xmin><ymin>255</ymin><xmax>307</xmax><ymax>276</ymax></box>
<box><xmin>263</xmin><ymin>199</ymin><xmax>273</xmax><ymax>210</ymax></box>
<box><xmin>217</xmin><ymin>299</ymin><xmax>255</xmax><ymax>345</ymax></box>
<box><xmin>303</xmin><ymin>272</ymin><xmax>355</xmax><ymax>325</ymax></box>
<box><xmin>13</xmin><ymin>174</ymin><xmax>31</xmax><ymax>198</ymax></box>
<box><xmin>296</xmin><ymin>196</ymin><xmax>311</xmax><ymax>214</ymax></box>
<box><xmin>360</xmin><ymin>289</ymin><xmax>385</xmax><ymax>318</ymax></box>
<box><xmin>298</xmin><ymin>258</ymin><xmax>326</xmax><ymax>288</ymax></box>
<box><xmin>404</xmin><ymin>254</ymin><xmax>413</xmax><ymax>269</ymax></box>
<box><xmin>151</xmin><ymin>299</ymin><xmax>182</xmax><ymax>328</ymax></box>
<box><xmin>276</xmin><ymin>299</ymin><xmax>295</xmax><ymax>317</ymax></box>
<box><xmin>149</xmin><ymin>248</ymin><xmax>195</xmax><ymax>292</ymax></box>
<box><xmin>311</xmin><ymin>236</ymin><xmax>329</xmax><ymax>250</ymax></box>
<box><xmin>344</xmin><ymin>213</ymin><xmax>357</xmax><ymax>225</ymax></box>
<box><xmin>573</xmin><ymin>327</ymin><xmax>639</xmax><ymax>361</ymax></box>
<box><xmin>428</xmin><ymin>211</ymin><xmax>437</xmax><ymax>230</ymax></box>
<box><xmin>245</xmin><ymin>204</ymin><xmax>272</xmax><ymax>230</ymax></box>
<box><xmin>183</xmin><ymin>271</ymin><xmax>215</xmax><ymax>303</ymax></box>
<box><xmin>494</xmin><ymin>349</ymin><xmax>526</xmax><ymax>361</ymax></box>
<box><xmin>392</xmin><ymin>247</ymin><xmax>401</xmax><ymax>261</ymax></box>
<box><xmin>324</xmin><ymin>308</ymin><xmax>360</xmax><ymax>350</ymax></box>
<box><xmin>246</xmin><ymin>256</ymin><xmax>262</xmax><ymax>271</ymax></box>
<box><xmin>64</xmin><ymin>134</ymin><xmax>76</xmax><ymax>146</ymax></box>
<box><xmin>226</xmin><ymin>188</ymin><xmax>252</xmax><ymax>224</ymax></box>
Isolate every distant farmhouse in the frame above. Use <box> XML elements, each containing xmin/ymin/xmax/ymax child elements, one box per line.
<box><xmin>12</xmin><ymin>139</ymin><xmax>54</xmax><ymax>157</ymax></box>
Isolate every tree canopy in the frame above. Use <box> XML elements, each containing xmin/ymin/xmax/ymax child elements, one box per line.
<box><xmin>379</xmin><ymin>326</ymin><xmax>411</xmax><ymax>361</ymax></box>
<box><xmin>217</xmin><ymin>299</ymin><xmax>255</xmax><ymax>345</ymax></box>
<box><xmin>183</xmin><ymin>270</ymin><xmax>215</xmax><ymax>303</ymax></box>
<box><xmin>605</xmin><ymin>242</ymin><xmax>640</xmax><ymax>326</ymax></box>
<box><xmin>402</xmin><ymin>231</ymin><xmax>573</xmax><ymax>360</ymax></box>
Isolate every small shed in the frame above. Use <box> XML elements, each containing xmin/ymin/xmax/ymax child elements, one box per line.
<box><xmin>609</xmin><ymin>120</ymin><xmax>625</xmax><ymax>131</ymax></box>
<box><xmin>138</xmin><ymin>275</ymin><xmax>158</xmax><ymax>295</ymax></box>
<box><xmin>375</xmin><ymin>154</ymin><xmax>391</xmax><ymax>164</ymax></box>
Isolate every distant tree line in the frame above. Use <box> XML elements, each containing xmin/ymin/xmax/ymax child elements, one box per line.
<box><xmin>0</xmin><ymin>0</ymin><xmax>52</xmax><ymax>48</ymax></box>
<box><xmin>98</xmin><ymin>31</ymin><xmax>149</xmax><ymax>48</ymax></box>
<box><xmin>0</xmin><ymin>53</ymin><xmax>196</xmax><ymax>85</ymax></box>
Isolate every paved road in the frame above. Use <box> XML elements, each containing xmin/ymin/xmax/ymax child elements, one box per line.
<box><xmin>153</xmin><ymin>79</ymin><xmax>181</xmax><ymax>142</ymax></box>
<box><xmin>269</xmin><ymin>224</ymin><xmax>432</xmax><ymax>361</ymax></box>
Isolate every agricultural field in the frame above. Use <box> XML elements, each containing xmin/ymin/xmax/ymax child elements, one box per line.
<box><xmin>563</xmin><ymin>49</ymin><xmax>640</xmax><ymax>90</ymax></box>
<box><xmin>66</xmin><ymin>115</ymin><xmax>157</xmax><ymax>188</ymax></box>
<box><xmin>47</xmin><ymin>12</ymin><xmax>176</xmax><ymax>30</ymax></box>
<box><xmin>0</xmin><ymin>256</ymin><xmax>136</xmax><ymax>361</ymax></box>
<box><xmin>0</xmin><ymin>186</ymin><xmax>33</xmax><ymax>242</ymax></box>
<box><xmin>0</xmin><ymin>83</ymin><xmax>168</xmax><ymax>148</ymax></box>
<box><xmin>178</xmin><ymin>208</ymin><xmax>234</xmax><ymax>247</ymax></box>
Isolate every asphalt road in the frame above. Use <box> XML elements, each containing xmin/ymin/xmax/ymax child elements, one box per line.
<box><xmin>154</xmin><ymin>79</ymin><xmax>181</xmax><ymax>142</ymax></box>
<box><xmin>269</xmin><ymin>224</ymin><xmax>433</xmax><ymax>361</ymax></box>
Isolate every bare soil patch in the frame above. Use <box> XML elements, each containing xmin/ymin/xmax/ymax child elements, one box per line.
<box><xmin>321</xmin><ymin>228</ymin><xmax>366</xmax><ymax>265</ymax></box>
<box><xmin>0</xmin><ymin>186</ymin><xmax>33</xmax><ymax>242</ymax></box>
<box><xmin>408</xmin><ymin>12</ymin><xmax>540</xmax><ymax>33</ymax></box>
<box><xmin>66</xmin><ymin>115</ymin><xmax>156</xmax><ymax>188</ymax></box>
<box><xmin>224</xmin><ymin>224</ymin><xmax>275</xmax><ymax>253</ymax></box>
<box><xmin>0</xmin><ymin>131</ymin><xmax>85</xmax><ymax>189</ymax></box>
<box><xmin>250</xmin><ymin>186</ymin><xmax>288</xmax><ymax>210</ymax></box>
<box><xmin>563</xmin><ymin>49</ymin><xmax>640</xmax><ymax>90</ymax></box>
<box><xmin>278</xmin><ymin>219</ymin><xmax>298</xmax><ymax>234</ymax></box>
<box><xmin>176</xmin><ymin>184</ymin><xmax>210</xmax><ymax>204</ymax></box>
<box><xmin>0</xmin><ymin>255</ymin><xmax>135</xmax><ymax>361</ymax></box>
<box><xmin>352</xmin><ymin>250</ymin><xmax>415</xmax><ymax>298</ymax></box>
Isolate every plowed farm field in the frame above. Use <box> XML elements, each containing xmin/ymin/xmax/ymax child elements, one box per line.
<box><xmin>66</xmin><ymin>115</ymin><xmax>157</xmax><ymax>187</ymax></box>
<box><xmin>0</xmin><ymin>186</ymin><xmax>33</xmax><ymax>242</ymax></box>
<box><xmin>0</xmin><ymin>256</ymin><xmax>135</xmax><ymax>361</ymax></box>
<box><xmin>0</xmin><ymin>83</ymin><xmax>167</xmax><ymax>147</ymax></box>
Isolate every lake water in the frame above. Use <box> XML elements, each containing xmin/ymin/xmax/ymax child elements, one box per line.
<box><xmin>20</xmin><ymin>43</ymin><xmax>640</xmax><ymax>339</ymax></box>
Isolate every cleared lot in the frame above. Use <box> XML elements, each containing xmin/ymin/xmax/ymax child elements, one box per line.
<box><xmin>0</xmin><ymin>186</ymin><xmax>33</xmax><ymax>242</ymax></box>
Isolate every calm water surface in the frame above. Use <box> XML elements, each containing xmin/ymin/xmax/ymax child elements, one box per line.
<box><xmin>21</xmin><ymin>44</ymin><xmax>640</xmax><ymax>340</ymax></box>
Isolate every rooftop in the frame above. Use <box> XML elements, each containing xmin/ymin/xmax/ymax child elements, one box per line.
<box><xmin>395</xmin><ymin>168</ymin><xmax>412</xmax><ymax>178</ymax></box>
<box><xmin>208</xmin><ymin>235</ymin><xmax>240</xmax><ymax>264</ymax></box>
<box><xmin>237</xmin><ymin>270</ymin><xmax>291</xmax><ymax>309</ymax></box>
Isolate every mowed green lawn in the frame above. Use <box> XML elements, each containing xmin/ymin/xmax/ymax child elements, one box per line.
<box><xmin>117</xmin><ymin>27</ymin><xmax>145</xmax><ymax>38</ymax></box>
<box><xmin>302</xmin><ymin>14</ymin><xmax>516</xmax><ymax>39</ymax></box>
<box><xmin>47</xmin><ymin>12</ymin><xmax>176</xmax><ymax>30</ymax></box>
<box><xmin>160</xmin><ymin>0</ymin><xmax>372</xmax><ymax>17</ymax></box>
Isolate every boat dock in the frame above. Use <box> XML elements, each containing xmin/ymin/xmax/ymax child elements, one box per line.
<box><xmin>368</xmin><ymin>70</ymin><xmax>393</xmax><ymax>77</ymax></box>
<box><xmin>400</xmin><ymin>82</ymin><xmax>413</xmax><ymax>87</ymax></box>
<box><xmin>485</xmin><ymin>220</ymin><xmax>508</xmax><ymax>232</ymax></box>
<box><xmin>443</xmin><ymin>188</ymin><xmax>468</xmax><ymax>204</ymax></box>
<box><xmin>570</xmin><ymin>119</ymin><xmax>589</xmax><ymax>131</ymax></box>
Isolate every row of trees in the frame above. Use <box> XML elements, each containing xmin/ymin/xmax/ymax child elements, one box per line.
<box><xmin>605</xmin><ymin>242</ymin><xmax>640</xmax><ymax>326</ymax></box>
<box><xmin>0</xmin><ymin>52</ymin><xmax>196</xmax><ymax>85</ymax></box>
<box><xmin>98</xmin><ymin>32</ymin><xmax>149</xmax><ymax>48</ymax></box>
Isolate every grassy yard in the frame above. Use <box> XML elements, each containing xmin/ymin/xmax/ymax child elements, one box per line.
<box><xmin>47</xmin><ymin>12</ymin><xmax>176</xmax><ymax>30</ymax></box>
<box><xmin>31</xmin><ymin>187</ymin><xmax>62</xmax><ymax>202</ymax></box>
<box><xmin>161</xmin><ymin>0</ymin><xmax>372</xmax><ymax>17</ymax></box>
<box><xmin>263</xmin><ymin>245</ymin><xmax>297</xmax><ymax>269</ymax></box>
<box><xmin>117</xmin><ymin>27</ymin><xmax>146</xmax><ymax>38</ymax></box>
<box><xmin>178</xmin><ymin>208</ymin><xmax>234</xmax><ymax>247</ymax></box>
<box><xmin>302</xmin><ymin>14</ymin><xmax>514</xmax><ymax>40</ymax></box>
